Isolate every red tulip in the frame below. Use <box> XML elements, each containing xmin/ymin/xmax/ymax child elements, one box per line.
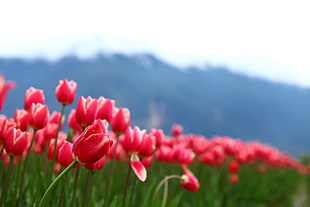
<box><xmin>55</xmin><ymin>79</ymin><xmax>77</xmax><ymax>105</ymax></box>
<box><xmin>49</xmin><ymin>111</ymin><xmax>65</xmax><ymax>129</ymax></box>
<box><xmin>150</xmin><ymin>129</ymin><xmax>164</xmax><ymax>148</ymax></box>
<box><xmin>68</xmin><ymin>109</ymin><xmax>82</xmax><ymax>132</ymax></box>
<box><xmin>175</xmin><ymin>147</ymin><xmax>195</xmax><ymax>167</ymax></box>
<box><xmin>96</xmin><ymin>97</ymin><xmax>115</xmax><ymax>122</ymax></box>
<box><xmin>0</xmin><ymin>74</ymin><xmax>16</xmax><ymax>111</ymax></box>
<box><xmin>24</xmin><ymin>87</ymin><xmax>45</xmax><ymax>111</ymax></box>
<box><xmin>4</xmin><ymin>127</ymin><xmax>29</xmax><ymax>156</ymax></box>
<box><xmin>28</xmin><ymin>103</ymin><xmax>49</xmax><ymax>130</ymax></box>
<box><xmin>111</xmin><ymin>107</ymin><xmax>130</xmax><ymax>134</ymax></box>
<box><xmin>14</xmin><ymin>109</ymin><xmax>29</xmax><ymax>131</ymax></box>
<box><xmin>47</xmin><ymin>136</ymin><xmax>66</xmax><ymax>161</ymax></box>
<box><xmin>171</xmin><ymin>124</ymin><xmax>183</xmax><ymax>137</ymax></box>
<box><xmin>85</xmin><ymin>156</ymin><xmax>106</xmax><ymax>171</ymax></box>
<box><xmin>75</xmin><ymin>96</ymin><xmax>97</xmax><ymax>127</ymax></box>
<box><xmin>229</xmin><ymin>174</ymin><xmax>239</xmax><ymax>184</ymax></box>
<box><xmin>180</xmin><ymin>168</ymin><xmax>200</xmax><ymax>192</ymax></box>
<box><xmin>228</xmin><ymin>160</ymin><xmax>240</xmax><ymax>174</ymax></box>
<box><xmin>58</xmin><ymin>141</ymin><xmax>75</xmax><ymax>168</ymax></box>
<box><xmin>72</xmin><ymin>120</ymin><xmax>112</xmax><ymax>164</ymax></box>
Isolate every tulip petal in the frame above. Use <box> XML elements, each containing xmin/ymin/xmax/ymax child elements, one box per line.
<box><xmin>130</xmin><ymin>154</ymin><xmax>147</xmax><ymax>182</ymax></box>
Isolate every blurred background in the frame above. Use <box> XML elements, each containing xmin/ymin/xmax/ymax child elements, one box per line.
<box><xmin>0</xmin><ymin>0</ymin><xmax>309</xmax><ymax>155</ymax></box>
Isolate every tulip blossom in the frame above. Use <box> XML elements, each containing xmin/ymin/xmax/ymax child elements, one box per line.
<box><xmin>47</xmin><ymin>134</ymin><xmax>66</xmax><ymax>161</ymax></box>
<box><xmin>130</xmin><ymin>154</ymin><xmax>147</xmax><ymax>182</ymax></box>
<box><xmin>179</xmin><ymin>168</ymin><xmax>200</xmax><ymax>192</ymax></box>
<box><xmin>14</xmin><ymin>109</ymin><xmax>29</xmax><ymax>131</ymax></box>
<box><xmin>58</xmin><ymin>141</ymin><xmax>75</xmax><ymax>168</ymax></box>
<box><xmin>175</xmin><ymin>147</ymin><xmax>195</xmax><ymax>167</ymax></box>
<box><xmin>28</xmin><ymin>103</ymin><xmax>49</xmax><ymax>130</ymax></box>
<box><xmin>229</xmin><ymin>174</ymin><xmax>239</xmax><ymax>184</ymax></box>
<box><xmin>75</xmin><ymin>96</ymin><xmax>97</xmax><ymax>127</ymax></box>
<box><xmin>49</xmin><ymin>111</ymin><xmax>65</xmax><ymax>129</ymax></box>
<box><xmin>0</xmin><ymin>74</ymin><xmax>16</xmax><ymax>111</ymax></box>
<box><xmin>85</xmin><ymin>156</ymin><xmax>106</xmax><ymax>171</ymax></box>
<box><xmin>24</xmin><ymin>87</ymin><xmax>45</xmax><ymax>111</ymax></box>
<box><xmin>72</xmin><ymin>119</ymin><xmax>113</xmax><ymax>164</ymax></box>
<box><xmin>96</xmin><ymin>97</ymin><xmax>115</xmax><ymax>122</ymax></box>
<box><xmin>4</xmin><ymin>127</ymin><xmax>29</xmax><ymax>156</ymax></box>
<box><xmin>150</xmin><ymin>128</ymin><xmax>164</xmax><ymax>149</ymax></box>
<box><xmin>111</xmin><ymin>107</ymin><xmax>130</xmax><ymax>135</ymax></box>
<box><xmin>228</xmin><ymin>160</ymin><xmax>240</xmax><ymax>174</ymax></box>
<box><xmin>55</xmin><ymin>79</ymin><xmax>77</xmax><ymax>105</ymax></box>
<box><xmin>68</xmin><ymin>109</ymin><xmax>82</xmax><ymax>132</ymax></box>
<box><xmin>171</xmin><ymin>124</ymin><xmax>183</xmax><ymax>137</ymax></box>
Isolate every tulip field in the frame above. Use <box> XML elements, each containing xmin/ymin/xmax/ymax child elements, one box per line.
<box><xmin>0</xmin><ymin>74</ymin><xmax>309</xmax><ymax>207</ymax></box>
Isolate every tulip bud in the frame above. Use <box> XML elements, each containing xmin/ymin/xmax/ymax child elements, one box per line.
<box><xmin>24</xmin><ymin>87</ymin><xmax>45</xmax><ymax>111</ymax></box>
<box><xmin>55</xmin><ymin>79</ymin><xmax>77</xmax><ymax>105</ymax></box>
<box><xmin>72</xmin><ymin>120</ymin><xmax>113</xmax><ymax>164</ymax></box>
<box><xmin>28</xmin><ymin>103</ymin><xmax>49</xmax><ymax>130</ymax></box>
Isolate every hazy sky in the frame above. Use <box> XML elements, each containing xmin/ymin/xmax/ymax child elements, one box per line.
<box><xmin>0</xmin><ymin>0</ymin><xmax>309</xmax><ymax>87</ymax></box>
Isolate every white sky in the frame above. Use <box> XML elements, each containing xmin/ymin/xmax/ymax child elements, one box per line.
<box><xmin>0</xmin><ymin>0</ymin><xmax>310</xmax><ymax>87</ymax></box>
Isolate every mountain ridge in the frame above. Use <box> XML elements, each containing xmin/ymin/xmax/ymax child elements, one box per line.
<box><xmin>1</xmin><ymin>53</ymin><xmax>309</xmax><ymax>155</ymax></box>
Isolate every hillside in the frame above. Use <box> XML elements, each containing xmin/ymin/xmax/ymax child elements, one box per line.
<box><xmin>1</xmin><ymin>53</ymin><xmax>310</xmax><ymax>154</ymax></box>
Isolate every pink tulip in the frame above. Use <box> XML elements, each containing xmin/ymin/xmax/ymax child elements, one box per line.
<box><xmin>75</xmin><ymin>96</ymin><xmax>97</xmax><ymax>127</ymax></box>
<box><xmin>111</xmin><ymin>107</ymin><xmax>130</xmax><ymax>134</ymax></box>
<box><xmin>0</xmin><ymin>74</ymin><xmax>16</xmax><ymax>111</ymax></box>
<box><xmin>24</xmin><ymin>87</ymin><xmax>45</xmax><ymax>111</ymax></box>
<box><xmin>171</xmin><ymin>124</ymin><xmax>183</xmax><ymax>137</ymax></box>
<box><xmin>14</xmin><ymin>109</ymin><xmax>29</xmax><ymax>131</ymax></box>
<box><xmin>96</xmin><ymin>97</ymin><xmax>115</xmax><ymax>122</ymax></box>
<box><xmin>85</xmin><ymin>156</ymin><xmax>106</xmax><ymax>171</ymax></box>
<box><xmin>55</xmin><ymin>79</ymin><xmax>77</xmax><ymax>105</ymax></box>
<box><xmin>58</xmin><ymin>141</ymin><xmax>76</xmax><ymax>168</ymax></box>
<box><xmin>68</xmin><ymin>109</ymin><xmax>82</xmax><ymax>132</ymax></box>
<box><xmin>72</xmin><ymin>120</ymin><xmax>112</xmax><ymax>164</ymax></box>
<box><xmin>179</xmin><ymin>168</ymin><xmax>200</xmax><ymax>192</ymax></box>
<box><xmin>28</xmin><ymin>103</ymin><xmax>49</xmax><ymax>130</ymax></box>
<box><xmin>4</xmin><ymin>127</ymin><xmax>29</xmax><ymax>156</ymax></box>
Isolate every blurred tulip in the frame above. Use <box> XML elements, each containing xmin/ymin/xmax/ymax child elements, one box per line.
<box><xmin>180</xmin><ymin>167</ymin><xmax>200</xmax><ymax>192</ymax></box>
<box><xmin>0</xmin><ymin>74</ymin><xmax>16</xmax><ymax>111</ymax></box>
<box><xmin>68</xmin><ymin>109</ymin><xmax>82</xmax><ymax>132</ymax></box>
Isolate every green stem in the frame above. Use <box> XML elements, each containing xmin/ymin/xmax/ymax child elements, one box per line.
<box><xmin>128</xmin><ymin>177</ymin><xmax>137</xmax><ymax>207</ymax></box>
<box><xmin>121</xmin><ymin>161</ymin><xmax>132</xmax><ymax>207</ymax></box>
<box><xmin>58</xmin><ymin>172</ymin><xmax>68</xmax><ymax>207</ymax></box>
<box><xmin>38</xmin><ymin>160</ymin><xmax>78</xmax><ymax>207</ymax></box>
<box><xmin>151</xmin><ymin>175</ymin><xmax>181</xmax><ymax>207</ymax></box>
<box><xmin>103</xmin><ymin>133</ymin><xmax>120</xmax><ymax>207</ymax></box>
<box><xmin>0</xmin><ymin>155</ymin><xmax>14</xmax><ymax>206</ymax></box>
<box><xmin>51</xmin><ymin>104</ymin><xmax>66</xmax><ymax>176</ymax></box>
<box><xmin>161</xmin><ymin>179</ymin><xmax>169</xmax><ymax>207</ymax></box>
<box><xmin>72</xmin><ymin>166</ymin><xmax>81</xmax><ymax>207</ymax></box>
<box><xmin>17</xmin><ymin>129</ymin><xmax>37</xmax><ymax>207</ymax></box>
<box><xmin>82</xmin><ymin>171</ymin><xmax>95</xmax><ymax>207</ymax></box>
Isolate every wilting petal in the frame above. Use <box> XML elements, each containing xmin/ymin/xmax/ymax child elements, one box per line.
<box><xmin>130</xmin><ymin>154</ymin><xmax>147</xmax><ymax>182</ymax></box>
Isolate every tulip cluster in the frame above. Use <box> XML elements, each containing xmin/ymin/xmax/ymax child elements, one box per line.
<box><xmin>0</xmin><ymin>74</ymin><xmax>308</xmax><ymax>207</ymax></box>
